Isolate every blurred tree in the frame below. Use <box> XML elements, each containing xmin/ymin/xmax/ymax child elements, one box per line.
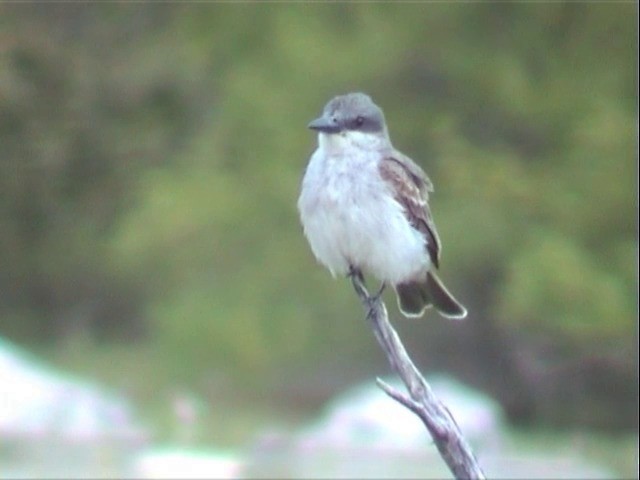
<box><xmin>0</xmin><ymin>3</ymin><xmax>636</xmax><ymax>430</ymax></box>
<box><xmin>0</xmin><ymin>4</ymin><xmax>210</xmax><ymax>342</ymax></box>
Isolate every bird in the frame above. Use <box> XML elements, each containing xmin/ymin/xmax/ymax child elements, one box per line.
<box><xmin>297</xmin><ymin>92</ymin><xmax>467</xmax><ymax>319</ymax></box>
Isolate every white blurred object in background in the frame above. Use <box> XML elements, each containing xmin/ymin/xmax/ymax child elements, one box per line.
<box><xmin>0</xmin><ymin>337</ymin><xmax>148</xmax><ymax>478</ymax></box>
<box><xmin>295</xmin><ymin>374</ymin><xmax>504</xmax><ymax>453</ymax></box>
<box><xmin>132</xmin><ymin>448</ymin><xmax>243</xmax><ymax>479</ymax></box>
<box><xmin>245</xmin><ymin>375</ymin><xmax>615</xmax><ymax>479</ymax></box>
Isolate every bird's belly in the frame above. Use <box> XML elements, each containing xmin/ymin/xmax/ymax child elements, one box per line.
<box><xmin>301</xmin><ymin>180</ymin><xmax>429</xmax><ymax>284</ymax></box>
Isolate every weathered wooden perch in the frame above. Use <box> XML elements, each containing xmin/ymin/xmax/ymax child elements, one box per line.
<box><xmin>350</xmin><ymin>274</ymin><xmax>486</xmax><ymax>480</ymax></box>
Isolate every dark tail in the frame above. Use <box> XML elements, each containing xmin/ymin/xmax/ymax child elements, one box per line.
<box><xmin>395</xmin><ymin>272</ymin><xmax>467</xmax><ymax>320</ymax></box>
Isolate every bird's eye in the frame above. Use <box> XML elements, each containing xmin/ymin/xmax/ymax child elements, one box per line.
<box><xmin>355</xmin><ymin>116</ymin><xmax>365</xmax><ymax>127</ymax></box>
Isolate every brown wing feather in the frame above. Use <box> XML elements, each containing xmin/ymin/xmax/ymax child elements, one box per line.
<box><xmin>378</xmin><ymin>153</ymin><xmax>441</xmax><ymax>268</ymax></box>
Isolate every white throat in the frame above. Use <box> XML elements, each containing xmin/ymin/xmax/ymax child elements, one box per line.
<box><xmin>318</xmin><ymin>129</ymin><xmax>390</xmax><ymax>155</ymax></box>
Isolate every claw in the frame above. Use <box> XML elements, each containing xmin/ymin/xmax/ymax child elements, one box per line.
<box><xmin>371</xmin><ymin>282</ymin><xmax>386</xmax><ymax>302</ymax></box>
<box><xmin>364</xmin><ymin>282</ymin><xmax>386</xmax><ymax>319</ymax></box>
<box><xmin>347</xmin><ymin>265</ymin><xmax>365</xmax><ymax>285</ymax></box>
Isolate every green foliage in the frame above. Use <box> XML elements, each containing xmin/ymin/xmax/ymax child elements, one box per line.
<box><xmin>0</xmin><ymin>3</ymin><xmax>636</xmax><ymax>428</ymax></box>
<box><xmin>0</xmin><ymin>4</ymin><xmax>209</xmax><ymax>341</ymax></box>
<box><xmin>499</xmin><ymin>229</ymin><xmax>633</xmax><ymax>340</ymax></box>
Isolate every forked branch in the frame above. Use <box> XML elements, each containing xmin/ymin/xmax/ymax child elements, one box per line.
<box><xmin>350</xmin><ymin>274</ymin><xmax>485</xmax><ymax>480</ymax></box>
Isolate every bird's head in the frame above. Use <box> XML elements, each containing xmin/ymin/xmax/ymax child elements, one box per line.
<box><xmin>309</xmin><ymin>92</ymin><xmax>390</xmax><ymax>151</ymax></box>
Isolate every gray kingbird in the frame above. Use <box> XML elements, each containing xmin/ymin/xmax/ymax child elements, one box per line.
<box><xmin>298</xmin><ymin>92</ymin><xmax>467</xmax><ymax>319</ymax></box>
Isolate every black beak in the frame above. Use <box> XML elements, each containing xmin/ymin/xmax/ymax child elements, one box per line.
<box><xmin>308</xmin><ymin>116</ymin><xmax>341</xmax><ymax>134</ymax></box>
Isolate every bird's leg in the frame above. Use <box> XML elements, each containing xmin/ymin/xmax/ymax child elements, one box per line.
<box><xmin>371</xmin><ymin>282</ymin><xmax>387</xmax><ymax>303</ymax></box>
<box><xmin>348</xmin><ymin>265</ymin><xmax>387</xmax><ymax>319</ymax></box>
<box><xmin>362</xmin><ymin>282</ymin><xmax>387</xmax><ymax>321</ymax></box>
<box><xmin>347</xmin><ymin>264</ymin><xmax>365</xmax><ymax>287</ymax></box>
<box><xmin>348</xmin><ymin>265</ymin><xmax>372</xmax><ymax>315</ymax></box>
<box><xmin>367</xmin><ymin>282</ymin><xmax>387</xmax><ymax>320</ymax></box>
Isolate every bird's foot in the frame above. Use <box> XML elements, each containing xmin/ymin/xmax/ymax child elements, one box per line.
<box><xmin>364</xmin><ymin>282</ymin><xmax>386</xmax><ymax>319</ymax></box>
<box><xmin>371</xmin><ymin>282</ymin><xmax>387</xmax><ymax>303</ymax></box>
<box><xmin>348</xmin><ymin>266</ymin><xmax>385</xmax><ymax>319</ymax></box>
<box><xmin>347</xmin><ymin>265</ymin><xmax>365</xmax><ymax>286</ymax></box>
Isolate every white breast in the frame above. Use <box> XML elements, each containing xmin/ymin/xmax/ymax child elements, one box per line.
<box><xmin>298</xmin><ymin>134</ymin><xmax>430</xmax><ymax>285</ymax></box>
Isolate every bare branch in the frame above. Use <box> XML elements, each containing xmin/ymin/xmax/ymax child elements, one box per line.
<box><xmin>376</xmin><ymin>377</ymin><xmax>424</xmax><ymax>415</ymax></box>
<box><xmin>351</xmin><ymin>275</ymin><xmax>486</xmax><ymax>480</ymax></box>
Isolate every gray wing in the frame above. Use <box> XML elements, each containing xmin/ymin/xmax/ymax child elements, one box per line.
<box><xmin>378</xmin><ymin>152</ymin><xmax>441</xmax><ymax>268</ymax></box>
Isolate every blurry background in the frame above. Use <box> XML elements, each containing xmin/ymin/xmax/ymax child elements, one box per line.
<box><xmin>0</xmin><ymin>3</ymin><xmax>637</xmax><ymax>478</ymax></box>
